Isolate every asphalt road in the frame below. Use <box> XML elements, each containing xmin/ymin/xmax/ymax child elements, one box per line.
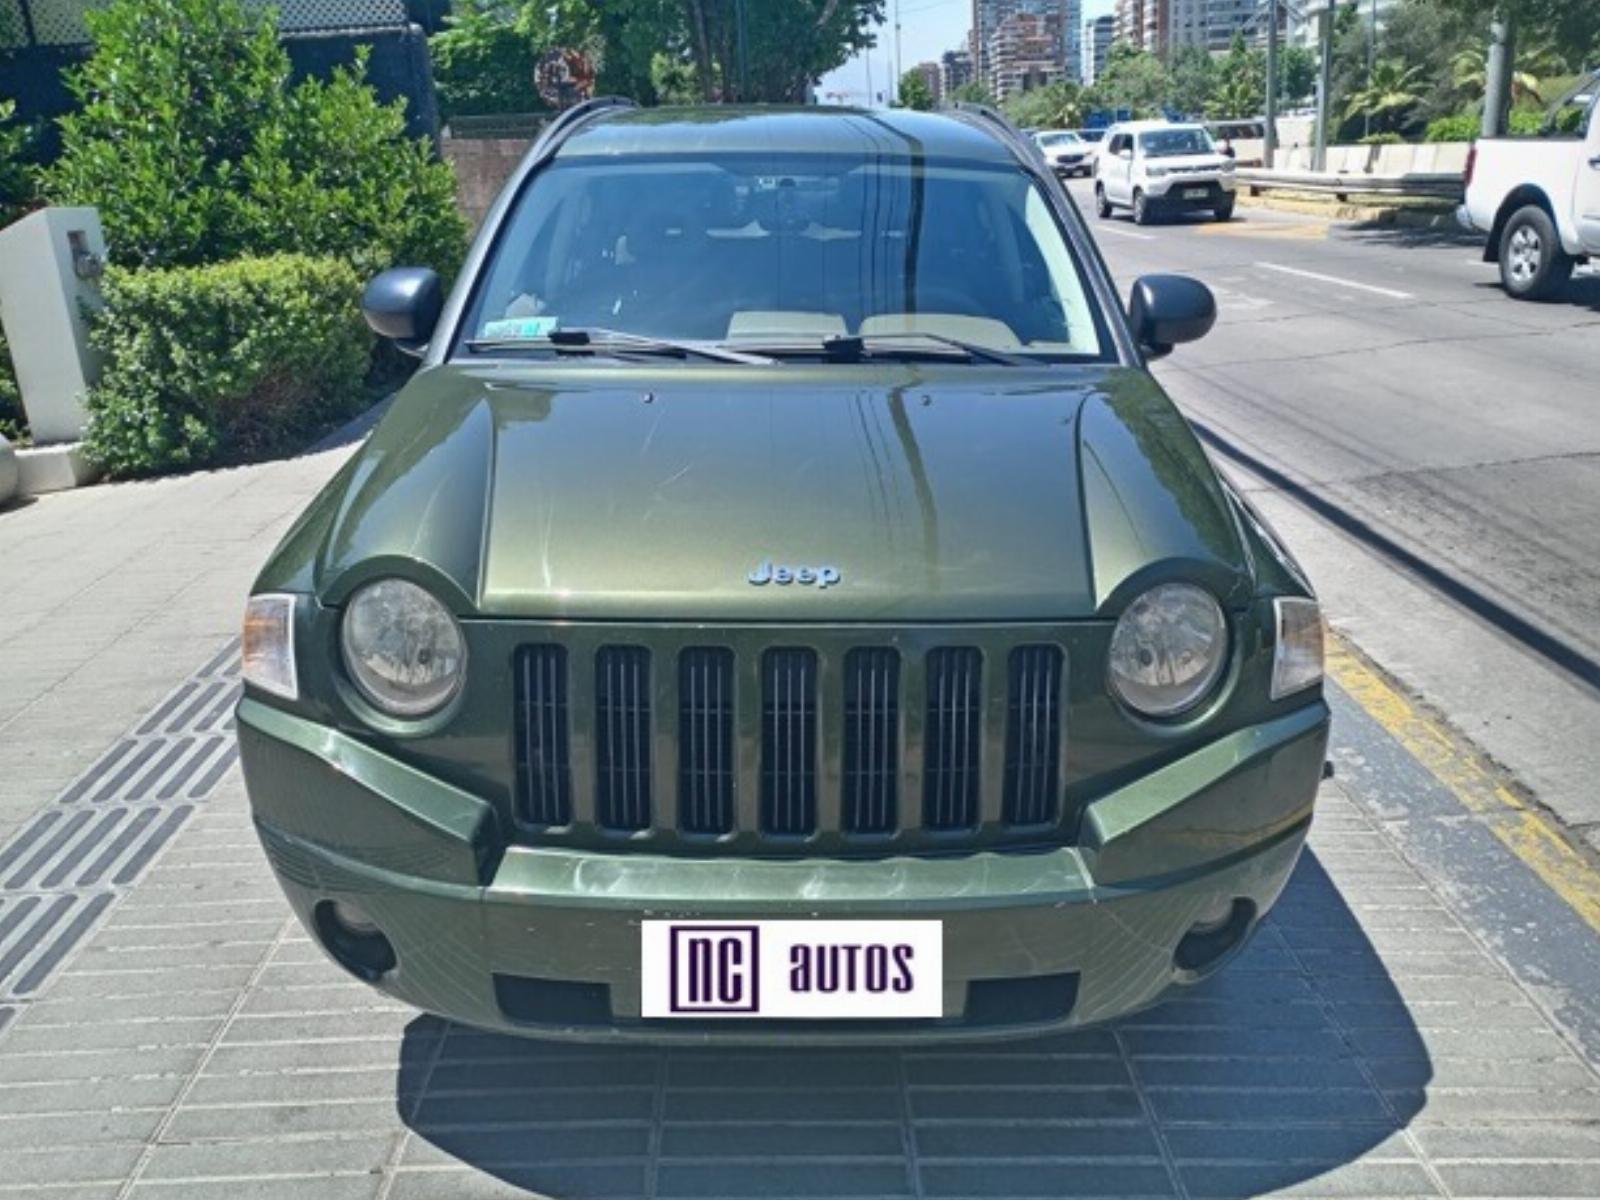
<box><xmin>1066</xmin><ymin>179</ymin><xmax>1600</xmax><ymax>853</ymax></box>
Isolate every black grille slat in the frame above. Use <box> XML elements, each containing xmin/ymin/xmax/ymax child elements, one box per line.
<box><xmin>843</xmin><ymin>648</ymin><xmax>900</xmax><ymax>834</ymax></box>
<box><xmin>761</xmin><ymin>649</ymin><xmax>818</xmax><ymax>835</ymax></box>
<box><xmin>1003</xmin><ymin>645</ymin><xmax>1064</xmax><ymax>826</ymax></box>
<box><xmin>679</xmin><ymin>648</ymin><xmax>735</xmax><ymax>834</ymax></box>
<box><xmin>924</xmin><ymin>648</ymin><xmax>982</xmax><ymax>830</ymax></box>
<box><xmin>514</xmin><ymin>646</ymin><xmax>572</xmax><ymax>826</ymax></box>
<box><xmin>596</xmin><ymin>647</ymin><xmax>652</xmax><ymax>831</ymax></box>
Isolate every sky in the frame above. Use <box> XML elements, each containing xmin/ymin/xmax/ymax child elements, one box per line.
<box><xmin>818</xmin><ymin>0</ymin><xmax>1117</xmax><ymax>106</ymax></box>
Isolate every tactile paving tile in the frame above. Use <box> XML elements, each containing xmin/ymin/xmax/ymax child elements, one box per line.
<box><xmin>0</xmin><ymin>638</ymin><xmax>241</xmax><ymax>1005</ymax></box>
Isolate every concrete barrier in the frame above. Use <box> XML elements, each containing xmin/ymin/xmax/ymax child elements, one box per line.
<box><xmin>1238</xmin><ymin>141</ymin><xmax>1470</xmax><ymax>202</ymax></box>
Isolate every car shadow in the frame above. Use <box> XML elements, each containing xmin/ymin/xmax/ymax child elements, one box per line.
<box><xmin>394</xmin><ymin>850</ymin><xmax>1432</xmax><ymax>1198</ymax></box>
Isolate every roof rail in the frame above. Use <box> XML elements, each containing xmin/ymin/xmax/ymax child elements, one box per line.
<box><xmin>943</xmin><ymin>101</ymin><xmax>1047</xmax><ymax>170</ymax></box>
<box><xmin>528</xmin><ymin>95</ymin><xmax>639</xmax><ymax>157</ymax></box>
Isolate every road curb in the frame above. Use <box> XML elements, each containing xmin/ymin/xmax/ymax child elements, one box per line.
<box><xmin>1237</xmin><ymin>191</ymin><xmax>1459</xmax><ymax>228</ymax></box>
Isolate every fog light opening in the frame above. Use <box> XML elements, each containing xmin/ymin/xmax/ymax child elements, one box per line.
<box><xmin>1174</xmin><ymin>898</ymin><xmax>1255</xmax><ymax>975</ymax></box>
<box><xmin>314</xmin><ymin>899</ymin><xmax>397</xmax><ymax>982</ymax></box>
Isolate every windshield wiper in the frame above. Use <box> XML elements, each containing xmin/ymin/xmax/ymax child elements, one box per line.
<box><xmin>820</xmin><ymin>332</ymin><xmax>1031</xmax><ymax>366</ymax></box>
<box><xmin>466</xmin><ymin>327</ymin><xmax>772</xmax><ymax>365</ymax></box>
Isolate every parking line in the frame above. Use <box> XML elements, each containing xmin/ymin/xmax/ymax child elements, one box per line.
<box><xmin>1329</xmin><ymin>636</ymin><xmax>1600</xmax><ymax>935</ymax></box>
<box><xmin>1255</xmin><ymin>261</ymin><xmax>1414</xmax><ymax>299</ymax></box>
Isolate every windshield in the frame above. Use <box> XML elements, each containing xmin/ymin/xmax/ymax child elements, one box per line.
<box><xmin>1140</xmin><ymin>128</ymin><xmax>1216</xmax><ymax>157</ymax></box>
<box><xmin>1038</xmin><ymin>132</ymin><xmax>1081</xmax><ymax>146</ymax></box>
<box><xmin>460</xmin><ymin>151</ymin><xmax>1107</xmax><ymax>361</ymax></box>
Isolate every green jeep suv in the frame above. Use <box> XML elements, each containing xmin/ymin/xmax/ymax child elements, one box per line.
<box><xmin>237</xmin><ymin>101</ymin><xmax>1329</xmax><ymax>1041</ymax></box>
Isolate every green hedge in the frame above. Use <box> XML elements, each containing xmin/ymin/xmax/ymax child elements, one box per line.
<box><xmin>86</xmin><ymin>255</ymin><xmax>371</xmax><ymax>476</ymax></box>
<box><xmin>0</xmin><ymin>328</ymin><xmax>22</xmax><ymax>443</ymax></box>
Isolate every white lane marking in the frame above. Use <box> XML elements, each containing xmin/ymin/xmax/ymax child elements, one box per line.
<box><xmin>1254</xmin><ymin>261</ymin><xmax>1414</xmax><ymax>300</ymax></box>
<box><xmin>1096</xmin><ymin>223</ymin><xmax>1156</xmax><ymax>240</ymax></box>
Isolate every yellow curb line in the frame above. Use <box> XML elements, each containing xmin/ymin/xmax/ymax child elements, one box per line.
<box><xmin>1327</xmin><ymin>636</ymin><xmax>1600</xmax><ymax>935</ymax></box>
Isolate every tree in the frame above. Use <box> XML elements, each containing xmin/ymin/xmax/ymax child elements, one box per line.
<box><xmin>1167</xmin><ymin>44</ymin><xmax>1217</xmax><ymax>118</ymax></box>
<box><xmin>948</xmin><ymin>81</ymin><xmax>996</xmax><ymax>106</ymax></box>
<box><xmin>45</xmin><ymin>0</ymin><xmax>465</xmax><ymax>274</ymax></box>
<box><xmin>1087</xmin><ymin>41</ymin><xmax>1170</xmax><ymax>117</ymax></box>
<box><xmin>1002</xmin><ymin>80</ymin><xmax>1084</xmax><ymax>128</ymax></box>
<box><xmin>1280</xmin><ymin>45</ymin><xmax>1318</xmax><ymax>104</ymax></box>
<box><xmin>1342</xmin><ymin>57</ymin><xmax>1427</xmax><ymax>131</ymax></box>
<box><xmin>1451</xmin><ymin>40</ymin><xmax>1563</xmax><ymax>104</ymax></box>
<box><xmin>0</xmin><ymin>101</ymin><xmax>36</xmax><ymax>230</ymax></box>
<box><xmin>1208</xmin><ymin>31</ymin><xmax>1265</xmax><ymax>119</ymax></box>
<box><xmin>897</xmin><ymin>68</ymin><xmax>935</xmax><ymax>111</ymax></box>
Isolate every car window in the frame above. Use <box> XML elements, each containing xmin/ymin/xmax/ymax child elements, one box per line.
<box><xmin>1139</xmin><ymin>128</ymin><xmax>1216</xmax><ymax>157</ymax></box>
<box><xmin>461</xmin><ymin>152</ymin><xmax>1108</xmax><ymax>360</ymax></box>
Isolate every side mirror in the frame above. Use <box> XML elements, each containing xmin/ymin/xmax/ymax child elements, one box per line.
<box><xmin>1128</xmin><ymin>274</ymin><xmax>1216</xmax><ymax>358</ymax></box>
<box><xmin>1222</xmin><ymin>144</ymin><xmax>1237</xmax><ymax>159</ymax></box>
<box><xmin>363</xmin><ymin>268</ymin><xmax>443</xmax><ymax>356</ymax></box>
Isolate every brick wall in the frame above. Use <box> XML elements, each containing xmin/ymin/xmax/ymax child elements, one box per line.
<box><xmin>442</xmin><ymin>134</ymin><xmax>536</xmax><ymax>229</ymax></box>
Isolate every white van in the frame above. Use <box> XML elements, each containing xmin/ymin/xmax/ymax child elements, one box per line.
<box><xmin>1093</xmin><ymin>120</ymin><xmax>1238</xmax><ymax>224</ymax></box>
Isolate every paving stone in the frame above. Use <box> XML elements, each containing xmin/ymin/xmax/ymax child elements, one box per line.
<box><xmin>1178</xmin><ymin>1160</ymin><xmax>1443</xmax><ymax>1198</ymax></box>
<box><xmin>658</xmin><ymin>1161</ymin><xmax>910</xmax><ymax>1197</ymax></box>
<box><xmin>139</xmin><ymin>1134</ymin><xmax>401</xmax><ymax>1180</ymax></box>
<box><xmin>388</xmin><ymin>1165</ymin><xmax>644</xmax><ymax>1200</ymax></box>
<box><xmin>131</xmin><ymin>1178</ymin><xmax>383</xmax><ymax>1200</ymax></box>
<box><xmin>1436</xmin><ymin>1162</ymin><xmax>1600</xmax><ymax>1197</ymax></box>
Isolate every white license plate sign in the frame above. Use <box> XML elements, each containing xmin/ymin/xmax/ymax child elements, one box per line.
<box><xmin>641</xmin><ymin>920</ymin><xmax>943</xmax><ymax>1019</ymax></box>
<box><xmin>1183</xmin><ymin>187</ymin><xmax>1209</xmax><ymax>199</ymax></box>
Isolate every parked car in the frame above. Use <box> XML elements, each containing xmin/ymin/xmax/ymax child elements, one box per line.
<box><xmin>1206</xmin><ymin>118</ymin><xmax>1266</xmax><ymax>167</ymax></box>
<box><xmin>1459</xmin><ymin>70</ymin><xmax>1600</xmax><ymax>300</ymax></box>
<box><xmin>1035</xmin><ymin>128</ymin><xmax>1095</xmax><ymax>178</ymax></box>
<box><xmin>237</xmin><ymin>101</ymin><xmax>1327</xmax><ymax>1041</ymax></box>
<box><xmin>1095</xmin><ymin>120</ymin><xmax>1238</xmax><ymax>224</ymax></box>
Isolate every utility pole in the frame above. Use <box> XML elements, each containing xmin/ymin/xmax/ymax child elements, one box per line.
<box><xmin>1264</xmin><ymin>0</ymin><xmax>1279</xmax><ymax>167</ymax></box>
<box><xmin>1313</xmin><ymin>1</ymin><xmax>1333</xmax><ymax>172</ymax></box>
<box><xmin>1483</xmin><ymin>7</ymin><xmax>1516</xmax><ymax>137</ymax></box>
<box><xmin>1364</xmin><ymin>0</ymin><xmax>1376</xmax><ymax>138</ymax></box>
<box><xmin>893</xmin><ymin>0</ymin><xmax>904</xmax><ymax>105</ymax></box>
<box><xmin>735</xmin><ymin>0</ymin><xmax>750</xmax><ymax>102</ymax></box>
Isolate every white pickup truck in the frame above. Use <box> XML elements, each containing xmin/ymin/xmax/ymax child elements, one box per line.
<box><xmin>1460</xmin><ymin>70</ymin><xmax>1600</xmax><ymax>300</ymax></box>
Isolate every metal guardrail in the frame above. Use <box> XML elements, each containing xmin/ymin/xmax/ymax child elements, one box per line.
<box><xmin>1237</xmin><ymin>168</ymin><xmax>1465</xmax><ymax>202</ymax></box>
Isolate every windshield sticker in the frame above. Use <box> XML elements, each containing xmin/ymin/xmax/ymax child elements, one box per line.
<box><xmin>481</xmin><ymin>315</ymin><xmax>560</xmax><ymax>340</ymax></box>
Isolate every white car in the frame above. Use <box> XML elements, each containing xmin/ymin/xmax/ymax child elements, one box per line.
<box><xmin>1093</xmin><ymin>120</ymin><xmax>1238</xmax><ymax>225</ymax></box>
<box><xmin>1034</xmin><ymin>129</ymin><xmax>1095</xmax><ymax>178</ymax></box>
<box><xmin>1459</xmin><ymin>70</ymin><xmax>1599</xmax><ymax>300</ymax></box>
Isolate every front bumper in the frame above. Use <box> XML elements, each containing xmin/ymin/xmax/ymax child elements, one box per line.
<box><xmin>1146</xmin><ymin>176</ymin><xmax>1236</xmax><ymax>208</ymax></box>
<box><xmin>238</xmin><ymin>697</ymin><xmax>1328</xmax><ymax>1042</ymax></box>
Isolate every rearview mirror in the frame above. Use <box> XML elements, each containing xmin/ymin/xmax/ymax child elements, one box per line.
<box><xmin>1128</xmin><ymin>275</ymin><xmax>1216</xmax><ymax>358</ymax></box>
<box><xmin>363</xmin><ymin>268</ymin><xmax>443</xmax><ymax>356</ymax></box>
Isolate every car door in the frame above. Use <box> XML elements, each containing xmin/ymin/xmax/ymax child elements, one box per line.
<box><xmin>1105</xmin><ymin>134</ymin><xmax>1133</xmax><ymax>203</ymax></box>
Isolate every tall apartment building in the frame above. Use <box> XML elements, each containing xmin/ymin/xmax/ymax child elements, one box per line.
<box><xmin>1113</xmin><ymin>0</ymin><xmax>1304</xmax><ymax>57</ymax></box>
<box><xmin>1113</xmin><ymin>0</ymin><xmax>1171</xmax><ymax>55</ymax></box>
<box><xmin>940</xmin><ymin>47</ymin><xmax>975</xmax><ymax>95</ymax></box>
<box><xmin>972</xmin><ymin>0</ymin><xmax>1072</xmax><ymax>94</ymax></box>
<box><xmin>1061</xmin><ymin>0</ymin><xmax>1083</xmax><ymax>82</ymax></box>
<box><xmin>988</xmin><ymin>8</ymin><xmax>1066</xmax><ymax>100</ymax></box>
<box><xmin>1084</xmin><ymin>12</ymin><xmax>1114</xmax><ymax>83</ymax></box>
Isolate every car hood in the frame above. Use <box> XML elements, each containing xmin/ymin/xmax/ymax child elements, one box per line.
<box><xmin>265</xmin><ymin>363</ymin><xmax>1252</xmax><ymax>622</ymax></box>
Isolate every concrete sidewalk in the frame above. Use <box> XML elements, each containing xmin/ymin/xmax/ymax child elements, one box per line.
<box><xmin>0</xmin><ymin>443</ymin><xmax>358</xmax><ymax>846</ymax></box>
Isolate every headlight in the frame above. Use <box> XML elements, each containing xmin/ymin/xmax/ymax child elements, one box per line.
<box><xmin>1271</xmin><ymin>597</ymin><xmax>1324</xmax><ymax>700</ymax></box>
<box><xmin>1220</xmin><ymin>159</ymin><xmax>1237</xmax><ymax>173</ymax></box>
<box><xmin>341</xmin><ymin>579</ymin><xmax>466</xmax><ymax>717</ymax></box>
<box><xmin>1108</xmin><ymin>583</ymin><xmax>1229</xmax><ymax>717</ymax></box>
<box><xmin>1146</xmin><ymin>166</ymin><xmax>1170</xmax><ymax>178</ymax></box>
<box><xmin>242</xmin><ymin>593</ymin><xmax>298</xmax><ymax>701</ymax></box>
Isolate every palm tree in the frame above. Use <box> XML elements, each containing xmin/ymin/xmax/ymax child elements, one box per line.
<box><xmin>1342</xmin><ymin>58</ymin><xmax>1426</xmax><ymax>132</ymax></box>
<box><xmin>1451</xmin><ymin>44</ymin><xmax>1561</xmax><ymax>106</ymax></box>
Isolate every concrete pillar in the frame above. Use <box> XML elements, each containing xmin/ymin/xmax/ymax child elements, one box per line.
<box><xmin>0</xmin><ymin>207</ymin><xmax>107</xmax><ymax>445</ymax></box>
